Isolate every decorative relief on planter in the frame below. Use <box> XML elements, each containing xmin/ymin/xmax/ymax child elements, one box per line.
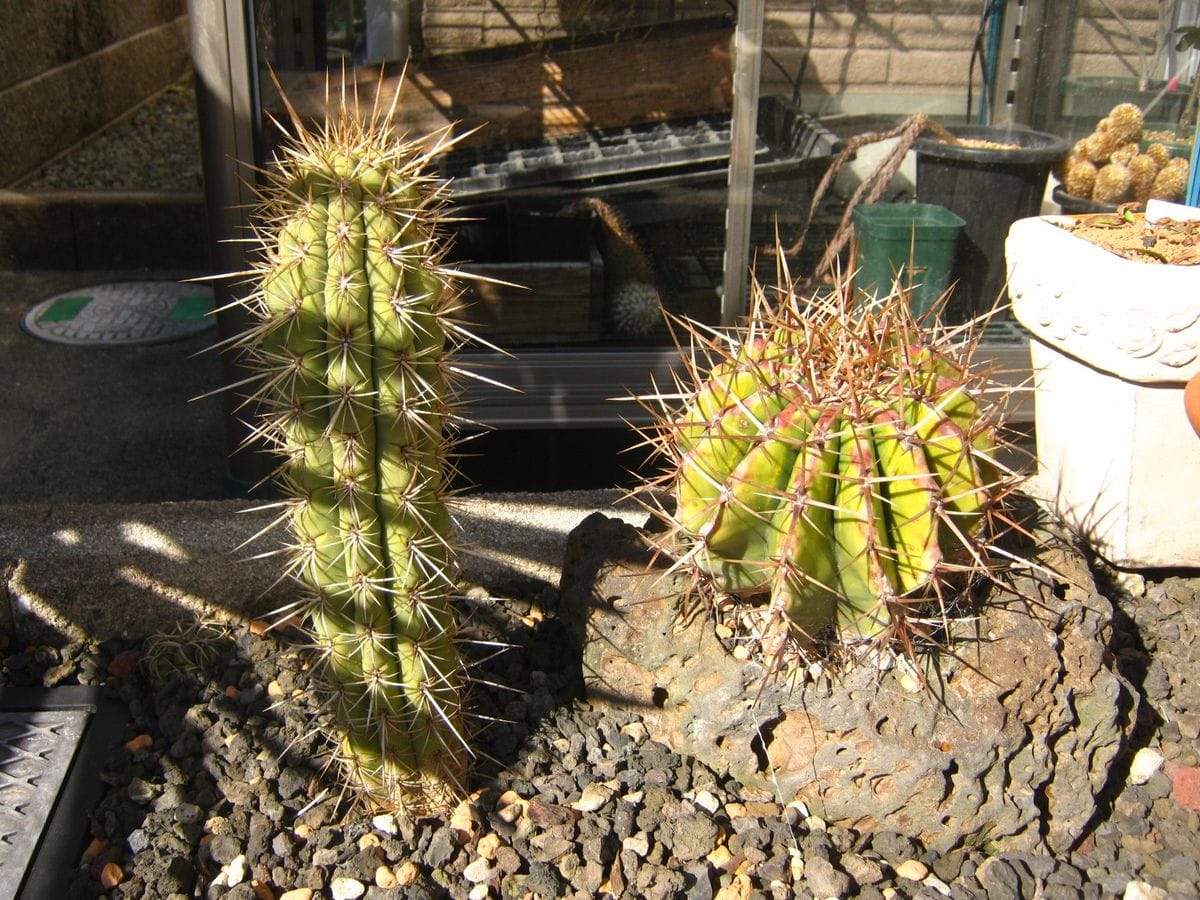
<box><xmin>1008</xmin><ymin>216</ymin><xmax>1200</xmax><ymax>383</ymax></box>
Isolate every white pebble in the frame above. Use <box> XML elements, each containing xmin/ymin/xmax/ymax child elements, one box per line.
<box><xmin>894</xmin><ymin>859</ymin><xmax>928</xmax><ymax>881</ymax></box>
<box><xmin>1112</xmin><ymin>570</ymin><xmax>1147</xmax><ymax>598</ymax></box>
<box><xmin>620</xmin><ymin>722</ymin><xmax>648</xmax><ymax>743</ymax></box>
<box><xmin>692</xmin><ymin>790</ymin><xmax>721</xmax><ymax>814</ymax></box>
<box><xmin>468</xmin><ymin>885</ymin><xmax>490</xmax><ymax>900</ymax></box>
<box><xmin>463</xmin><ymin>857</ymin><xmax>496</xmax><ymax>884</ymax></box>
<box><xmin>226</xmin><ymin>854</ymin><xmax>247</xmax><ymax>887</ymax></box>
<box><xmin>573</xmin><ymin>781</ymin><xmax>615</xmax><ymax>813</ymax></box>
<box><xmin>622</xmin><ymin>832</ymin><xmax>651</xmax><ymax>857</ymax></box>
<box><xmin>789</xmin><ymin>850</ymin><xmax>805</xmax><ymax>881</ymax></box>
<box><xmin>898</xmin><ymin>672</ymin><xmax>923</xmax><ymax>692</ymax></box>
<box><xmin>1124</xmin><ymin>881</ymin><xmax>1167</xmax><ymax>900</ymax></box>
<box><xmin>371</xmin><ymin>813</ymin><xmax>399</xmax><ymax>835</ymax></box>
<box><xmin>1128</xmin><ymin>747</ymin><xmax>1164</xmax><ymax>786</ymax></box>
<box><xmin>923</xmin><ymin>874</ymin><xmax>951</xmax><ymax>895</ymax></box>
<box><xmin>330</xmin><ymin>877</ymin><xmax>366</xmax><ymax>900</ymax></box>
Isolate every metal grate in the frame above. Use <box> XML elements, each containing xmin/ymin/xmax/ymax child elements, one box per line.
<box><xmin>0</xmin><ymin>709</ymin><xmax>90</xmax><ymax>899</ymax></box>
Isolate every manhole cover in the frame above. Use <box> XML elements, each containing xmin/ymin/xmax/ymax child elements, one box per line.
<box><xmin>22</xmin><ymin>281</ymin><xmax>215</xmax><ymax>346</ymax></box>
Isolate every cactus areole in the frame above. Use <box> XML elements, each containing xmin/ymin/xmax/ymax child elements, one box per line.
<box><xmin>236</xmin><ymin>83</ymin><xmax>470</xmax><ymax>815</ymax></box>
<box><xmin>645</xmin><ymin>277</ymin><xmax>1012</xmax><ymax>661</ymax></box>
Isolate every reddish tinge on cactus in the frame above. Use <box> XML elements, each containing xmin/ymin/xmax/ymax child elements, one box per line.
<box><xmin>227</xmin><ymin>78</ymin><xmax>476</xmax><ymax>815</ymax></box>
<box><xmin>636</xmin><ymin>270</ymin><xmax>1020</xmax><ymax>666</ymax></box>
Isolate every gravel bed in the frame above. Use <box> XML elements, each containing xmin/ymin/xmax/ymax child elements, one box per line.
<box><xmin>3</xmin><ymin>562</ymin><xmax>1200</xmax><ymax>899</ymax></box>
<box><xmin>19</xmin><ymin>78</ymin><xmax>203</xmax><ymax>193</ymax></box>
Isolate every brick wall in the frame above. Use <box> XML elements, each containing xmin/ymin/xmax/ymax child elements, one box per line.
<box><xmin>421</xmin><ymin>0</ymin><xmax>719</xmax><ymax>51</ymax></box>
<box><xmin>756</xmin><ymin>3</ymin><xmax>985</xmax><ymax>115</ymax></box>
<box><xmin>759</xmin><ymin>0</ymin><xmax>1166</xmax><ymax>118</ymax></box>
<box><xmin>0</xmin><ymin>1</ymin><xmax>192</xmax><ymax>187</ymax></box>
<box><xmin>1068</xmin><ymin>0</ymin><xmax>1164</xmax><ymax>79</ymax></box>
<box><xmin>421</xmin><ymin>0</ymin><xmax>1168</xmax><ymax>120</ymax></box>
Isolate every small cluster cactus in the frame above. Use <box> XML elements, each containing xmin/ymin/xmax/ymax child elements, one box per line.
<box><xmin>232</xmin><ymin>82</ymin><xmax>472</xmax><ymax>815</ymax></box>
<box><xmin>637</xmin><ymin>273</ymin><xmax>1016</xmax><ymax>663</ymax></box>
<box><xmin>1059</xmin><ymin>102</ymin><xmax>1190</xmax><ymax>204</ymax></box>
<box><xmin>571</xmin><ymin>197</ymin><xmax>663</xmax><ymax>336</ymax></box>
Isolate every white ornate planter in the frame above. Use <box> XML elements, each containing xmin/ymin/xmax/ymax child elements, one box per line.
<box><xmin>1007</xmin><ymin>214</ymin><xmax>1200</xmax><ymax>569</ymax></box>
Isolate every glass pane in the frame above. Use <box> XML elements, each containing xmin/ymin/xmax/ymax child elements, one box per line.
<box><xmin>243</xmin><ymin>2</ymin><xmax>1199</xmax><ymax>349</ymax></box>
<box><xmin>249</xmin><ymin>0</ymin><xmax>852</xmax><ymax>349</ymax></box>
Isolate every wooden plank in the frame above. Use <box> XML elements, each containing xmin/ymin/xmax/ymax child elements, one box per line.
<box><xmin>266</xmin><ymin>18</ymin><xmax>733</xmax><ymax>150</ymax></box>
<box><xmin>457</xmin><ymin>248</ymin><xmax>604</xmax><ymax>345</ymax></box>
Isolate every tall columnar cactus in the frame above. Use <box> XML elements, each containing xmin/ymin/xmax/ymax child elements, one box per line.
<box><xmin>640</xmin><ymin>273</ymin><xmax>1017</xmax><ymax>662</ymax></box>
<box><xmin>234</xmin><ymin>83</ymin><xmax>470</xmax><ymax>814</ymax></box>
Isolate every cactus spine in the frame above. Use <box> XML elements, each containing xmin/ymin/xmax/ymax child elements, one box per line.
<box><xmin>640</xmin><ymin>273</ymin><xmax>1015</xmax><ymax>662</ymax></box>
<box><xmin>236</xmin><ymin>82</ymin><xmax>470</xmax><ymax>814</ymax></box>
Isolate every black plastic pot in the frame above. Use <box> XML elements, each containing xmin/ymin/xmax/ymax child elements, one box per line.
<box><xmin>915</xmin><ymin>124</ymin><xmax>1069</xmax><ymax>321</ymax></box>
<box><xmin>1051</xmin><ymin>184</ymin><xmax>1118</xmax><ymax>215</ymax></box>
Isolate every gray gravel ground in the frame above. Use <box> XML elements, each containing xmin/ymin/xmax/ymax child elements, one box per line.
<box><xmin>2</xmin><ymin>560</ymin><xmax>1199</xmax><ymax>899</ymax></box>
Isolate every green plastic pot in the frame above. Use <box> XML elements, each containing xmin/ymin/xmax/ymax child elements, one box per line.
<box><xmin>851</xmin><ymin>203</ymin><xmax>965</xmax><ymax>318</ymax></box>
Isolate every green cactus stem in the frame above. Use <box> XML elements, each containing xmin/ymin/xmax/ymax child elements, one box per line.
<box><xmin>233</xmin><ymin>80</ymin><xmax>472</xmax><ymax>815</ymax></box>
<box><xmin>638</xmin><ymin>270</ymin><xmax>1019</xmax><ymax>667</ymax></box>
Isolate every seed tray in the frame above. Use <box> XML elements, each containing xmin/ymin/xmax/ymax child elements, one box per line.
<box><xmin>441</xmin><ymin>95</ymin><xmax>841</xmax><ymax>203</ymax></box>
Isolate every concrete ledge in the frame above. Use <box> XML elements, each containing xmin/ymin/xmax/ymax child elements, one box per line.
<box><xmin>0</xmin><ymin>491</ymin><xmax>649</xmax><ymax>644</ymax></box>
<box><xmin>0</xmin><ymin>190</ymin><xmax>207</xmax><ymax>269</ymax></box>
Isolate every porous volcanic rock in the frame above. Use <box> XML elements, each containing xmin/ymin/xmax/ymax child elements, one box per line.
<box><xmin>557</xmin><ymin>512</ymin><xmax>1138</xmax><ymax>855</ymax></box>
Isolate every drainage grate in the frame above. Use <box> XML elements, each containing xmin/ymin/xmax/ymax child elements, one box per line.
<box><xmin>22</xmin><ymin>281</ymin><xmax>215</xmax><ymax>346</ymax></box>
<box><xmin>0</xmin><ymin>709</ymin><xmax>90</xmax><ymax>897</ymax></box>
<box><xmin>0</xmin><ymin>687</ymin><xmax>126</xmax><ymax>899</ymax></box>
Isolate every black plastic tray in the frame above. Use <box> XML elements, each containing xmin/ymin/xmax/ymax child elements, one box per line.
<box><xmin>440</xmin><ymin>95</ymin><xmax>841</xmax><ymax>203</ymax></box>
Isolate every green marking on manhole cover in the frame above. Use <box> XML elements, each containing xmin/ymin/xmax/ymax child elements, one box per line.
<box><xmin>22</xmin><ymin>282</ymin><xmax>217</xmax><ymax>346</ymax></box>
<box><xmin>36</xmin><ymin>296</ymin><xmax>92</xmax><ymax>323</ymax></box>
<box><xmin>168</xmin><ymin>294</ymin><xmax>214</xmax><ymax>322</ymax></box>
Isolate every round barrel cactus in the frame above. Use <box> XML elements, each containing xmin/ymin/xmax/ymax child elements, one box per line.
<box><xmin>642</xmin><ymin>275</ymin><xmax>1015</xmax><ymax>660</ymax></box>
<box><xmin>234</xmin><ymin>86</ymin><xmax>471</xmax><ymax>814</ymax></box>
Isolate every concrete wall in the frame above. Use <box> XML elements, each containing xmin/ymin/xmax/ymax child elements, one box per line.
<box><xmin>0</xmin><ymin>1</ymin><xmax>192</xmax><ymax>187</ymax></box>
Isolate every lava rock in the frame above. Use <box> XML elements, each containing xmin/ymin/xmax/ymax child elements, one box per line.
<box><xmin>559</xmin><ymin>513</ymin><xmax>1139</xmax><ymax>854</ymax></box>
